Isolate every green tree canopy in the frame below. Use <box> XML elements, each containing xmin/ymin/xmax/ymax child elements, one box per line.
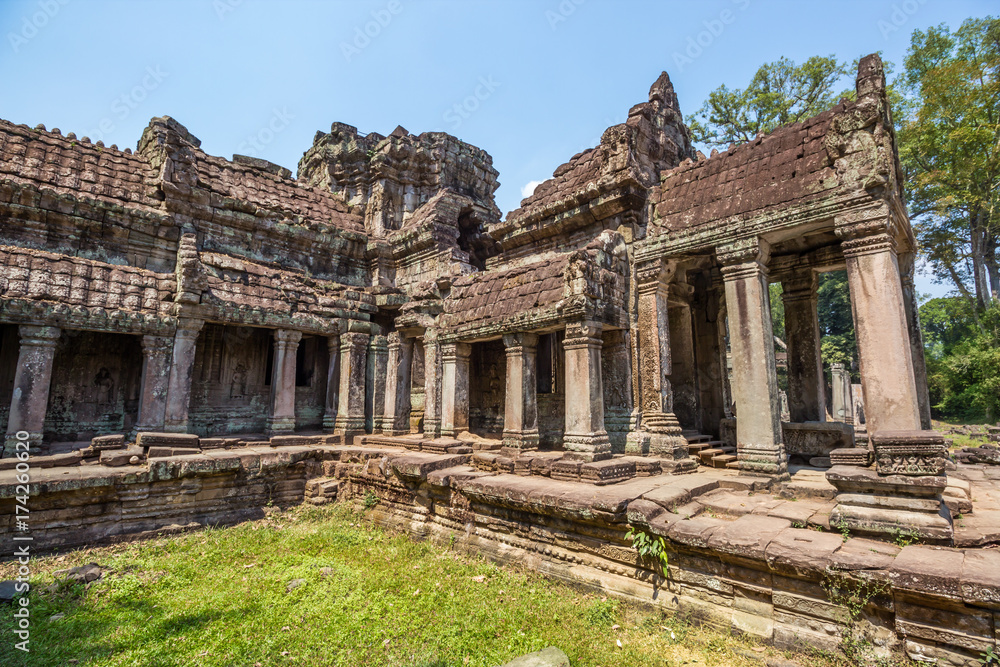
<box><xmin>688</xmin><ymin>55</ymin><xmax>849</xmax><ymax>147</ymax></box>
<box><xmin>896</xmin><ymin>17</ymin><xmax>1000</xmax><ymax>309</ymax></box>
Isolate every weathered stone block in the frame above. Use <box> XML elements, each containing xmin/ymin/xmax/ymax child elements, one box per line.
<box><xmin>147</xmin><ymin>447</ymin><xmax>203</xmax><ymax>459</ymax></box>
<box><xmin>91</xmin><ymin>434</ymin><xmax>126</xmax><ymax>450</ymax></box>
<box><xmin>99</xmin><ymin>446</ymin><xmax>144</xmax><ymax>467</ymax></box>
<box><xmin>137</xmin><ymin>432</ymin><xmax>200</xmax><ymax>449</ymax></box>
<box><xmin>872</xmin><ymin>431</ymin><xmax>947</xmax><ymax>476</ymax></box>
<box><xmin>829</xmin><ymin>447</ymin><xmax>870</xmax><ymax>467</ymax></box>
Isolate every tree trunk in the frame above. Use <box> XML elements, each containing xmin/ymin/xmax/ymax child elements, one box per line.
<box><xmin>986</xmin><ymin>230</ymin><xmax>999</xmax><ymax>305</ymax></box>
<box><xmin>970</xmin><ymin>207</ymin><xmax>991</xmax><ymax>310</ymax></box>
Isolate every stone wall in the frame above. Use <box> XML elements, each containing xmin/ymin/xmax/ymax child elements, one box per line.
<box><xmin>186</xmin><ymin>324</ymin><xmax>274</xmax><ymax>436</ymax></box>
<box><xmin>0</xmin><ymin>444</ymin><xmax>335</xmax><ymax>552</ymax></box>
<box><xmin>329</xmin><ymin>448</ymin><xmax>997</xmax><ymax>667</ymax></box>
<box><xmin>469</xmin><ymin>340</ymin><xmax>505</xmax><ymax>434</ymax></box>
<box><xmin>44</xmin><ymin>330</ymin><xmax>142</xmax><ymax>441</ymax></box>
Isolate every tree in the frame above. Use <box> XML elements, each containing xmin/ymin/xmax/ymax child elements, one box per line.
<box><xmin>920</xmin><ymin>300</ymin><xmax>1000</xmax><ymax>422</ymax></box>
<box><xmin>688</xmin><ymin>55</ymin><xmax>849</xmax><ymax>147</ymax></box>
<box><xmin>896</xmin><ymin>17</ymin><xmax>1000</xmax><ymax>310</ymax></box>
<box><xmin>816</xmin><ymin>272</ymin><xmax>858</xmax><ymax>380</ymax></box>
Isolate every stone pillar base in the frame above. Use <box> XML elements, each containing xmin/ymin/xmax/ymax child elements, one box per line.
<box><xmin>624</xmin><ymin>431</ymin><xmax>650</xmax><ymax>456</ymax></box>
<box><xmin>649</xmin><ymin>432</ymin><xmax>690</xmax><ymax>460</ymax></box>
<box><xmin>827</xmin><ymin>466</ymin><xmax>953</xmax><ymax>541</ymax></box>
<box><xmin>334</xmin><ymin>416</ymin><xmax>366</xmax><ymax>443</ymax></box>
<box><xmin>737</xmin><ymin>443</ymin><xmax>789</xmax><ymax>478</ymax></box>
<box><xmin>562</xmin><ymin>432</ymin><xmax>612</xmax><ymax>462</ymax></box>
<box><xmin>423</xmin><ymin>418</ymin><xmax>442</xmax><ymax>439</ymax></box>
<box><xmin>162</xmin><ymin>421</ymin><xmax>189</xmax><ymax>434</ymax></box>
<box><xmin>2</xmin><ymin>432</ymin><xmax>42</xmax><ymax>457</ymax></box>
<box><xmin>502</xmin><ymin>429</ymin><xmax>538</xmax><ymax>458</ymax></box>
<box><xmin>267</xmin><ymin>417</ymin><xmax>296</xmax><ymax>437</ymax></box>
<box><xmin>322</xmin><ymin>414</ymin><xmax>338</xmax><ymax>433</ymax></box>
<box><xmin>827</xmin><ymin>430</ymin><xmax>953</xmax><ymax>542</ymax></box>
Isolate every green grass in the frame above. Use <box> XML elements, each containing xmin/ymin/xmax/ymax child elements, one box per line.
<box><xmin>0</xmin><ymin>504</ymin><xmax>840</xmax><ymax>667</ymax></box>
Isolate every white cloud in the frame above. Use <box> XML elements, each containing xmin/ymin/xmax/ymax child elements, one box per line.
<box><xmin>521</xmin><ymin>180</ymin><xmax>542</xmax><ymax>199</ymax></box>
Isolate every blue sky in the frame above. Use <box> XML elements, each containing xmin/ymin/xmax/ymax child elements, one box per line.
<box><xmin>0</xmin><ymin>0</ymin><xmax>993</xmax><ymax>298</ymax></box>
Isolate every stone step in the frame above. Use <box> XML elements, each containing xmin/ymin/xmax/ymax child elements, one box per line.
<box><xmin>699</xmin><ymin>448</ymin><xmax>724</xmax><ymax>464</ymax></box>
<box><xmin>726</xmin><ymin>460</ymin><xmax>740</xmax><ymax>469</ymax></box>
<box><xmin>686</xmin><ymin>434</ymin><xmax>712</xmax><ymax>444</ymax></box>
<box><xmin>687</xmin><ymin>442</ymin><xmax>713</xmax><ymax>454</ymax></box>
<box><xmin>711</xmin><ymin>453</ymin><xmax>737</xmax><ymax>468</ymax></box>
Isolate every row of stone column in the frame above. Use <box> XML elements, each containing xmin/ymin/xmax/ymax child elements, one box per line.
<box><xmin>2</xmin><ymin>320</ymin><xmax>380</xmax><ymax>455</ymax></box>
<box><xmin>379</xmin><ymin>323</ymin><xmax>611</xmax><ymax>460</ymax></box>
<box><xmin>715</xmin><ymin>231</ymin><xmax>928</xmax><ymax>477</ymax></box>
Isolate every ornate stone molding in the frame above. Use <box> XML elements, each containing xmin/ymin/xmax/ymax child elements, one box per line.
<box><xmin>839</xmin><ymin>232</ymin><xmax>897</xmax><ymax>259</ymax></box>
<box><xmin>18</xmin><ymin>324</ymin><xmax>61</xmax><ymax>348</ymax></box>
<box><xmin>441</xmin><ymin>342</ymin><xmax>471</xmax><ymax>362</ymax></box>
<box><xmin>502</xmin><ymin>332</ymin><xmax>539</xmax><ymax>355</ymax></box>
<box><xmin>717</xmin><ymin>237</ymin><xmax>771</xmax><ymax>269</ymax></box>
<box><xmin>339</xmin><ymin>331</ymin><xmax>369</xmax><ymax>352</ymax></box>
<box><xmin>274</xmin><ymin>328</ymin><xmax>303</xmax><ymax>347</ymax></box>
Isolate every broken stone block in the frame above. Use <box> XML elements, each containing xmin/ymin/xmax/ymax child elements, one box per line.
<box><xmin>90</xmin><ymin>434</ymin><xmax>126</xmax><ymax>451</ymax></box>
<box><xmin>53</xmin><ymin>563</ymin><xmax>102</xmax><ymax>584</ymax></box>
<box><xmin>0</xmin><ymin>581</ymin><xmax>19</xmax><ymax>603</ymax></box>
<box><xmin>550</xmin><ymin>459</ymin><xmax>582</xmax><ymax>482</ymax></box>
<box><xmin>99</xmin><ymin>445</ymin><xmax>144</xmax><ymax>467</ymax></box>
<box><xmin>147</xmin><ymin>446</ymin><xmax>203</xmax><ymax>459</ymax></box>
<box><xmin>500</xmin><ymin>646</ymin><xmax>570</xmax><ymax>667</ymax></box>
<box><xmin>830</xmin><ymin>447</ymin><xmax>871</xmax><ymax>467</ymax></box>
<box><xmin>872</xmin><ymin>430</ymin><xmax>947</xmax><ymax>476</ymax></box>
<box><xmin>580</xmin><ymin>457</ymin><xmax>635</xmax><ymax>485</ymax></box>
<box><xmin>136</xmin><ymin>432</ymin><xmax>200</xmax><ymax>449</ymax></box>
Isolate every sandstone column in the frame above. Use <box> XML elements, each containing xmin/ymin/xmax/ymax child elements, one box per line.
<box><xmin>440</xmin><ymin>342</ymin><xmax>471</xmax><ymax>438</ymax></box>
<box><xmin>422</xmin><ymin>330</ymin><xmax>442</xmax><ymax>438</ymax></box>
<box><xmin>692</xmin><ymin>277</ymin><xmax>726</xmax><ymax>436</ymax></box>
<box><xmin>135</xmin><ymin>335</ymin><xmax>173</xmax><ymax>433</ymax></box>
<box><xmin>382</xmin><ymin>332</ymin><xmax>413</xmax><ymax>435</ymax></box>
<box><xmin>322</xmin><ymin>335</ymin><xmax>340</xmax><ymax>432</ymax></box>
<box><xmin>630</xmin><ymin>259</ymin><xmax>687</xmax><ymax>459</ymax></box>
<box><xmin>3</xmin><ymin>325</ymin><xmax>60</xmax><ymax>456</ymax></box>
<box><xmin>267</xmin><ymin>329</ymin><xmax>302</xmax><ymax>436</ymax></box>
<box><xmin>781</xmin><ymin>271</ymin><xmax>826</xmax><ymax>423</ymax></box>
<box><xmin>830</xmin><ymin>363</ymin><xmax>854</xmax><ymax>423</ymax></box>
<box><xmin>667</xmin><ymin>297</ymin><xmax>699</xmax><ymax>431</ymax></box>
<box><xmin>840</xmin><ymin>231</ymin><xmax>921</xmax><ymax>434</ymax></box>
<box><xmin>563</xmin><ymin>322</ymin><xmax>611</xmax><ymax>462</ymax></box>
<box><xmin>898</xmin><ymin>252</ymin><xmax>933</xmax><ymax>430</ymax></box>
<box><xmin>719</xmin><ymin>238</ymin><xmax>786</xmax><ymax>477</ymax></box>
<box><xmin>163</xmin><ymin>319</ymin><xmax>204</xmax><ymax>433</ymax></box>
<box><xmin>335</xmin><ymin>330</ymin><xmax>369</xmax><ymax>441</ymax></box>
<box><xmin>366</xmin><ymin>333</ymin><xmax>389</xmax><ymax>434</ymax></box>
<box><xmin>502</xmin><ymin>332</ymin><xmax>539</xmax><ymax>456</ymax></box>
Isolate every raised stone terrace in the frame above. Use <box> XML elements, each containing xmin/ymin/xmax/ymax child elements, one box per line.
<box><xmin>1</xmin><ymin>52</ymin><xmax>997</xmax><ymax>665</ymax></box>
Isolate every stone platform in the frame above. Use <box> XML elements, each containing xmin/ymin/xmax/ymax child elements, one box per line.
<box><xmin>2</xmin><ymin>436</ymin><xmax>999</xmax><ymax>665</ymax></box>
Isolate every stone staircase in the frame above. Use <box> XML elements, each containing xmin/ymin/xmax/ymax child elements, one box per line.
<box><xmin>684</xmin><ymin>431</ymin><xmax>738</xmax><ymax>469</ymax></box>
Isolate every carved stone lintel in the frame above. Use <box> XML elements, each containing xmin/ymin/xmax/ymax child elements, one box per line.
<box><xmin>872</xmin><ymin>430</ymin><xmax>947</xmax><ymax>476</ymax></box>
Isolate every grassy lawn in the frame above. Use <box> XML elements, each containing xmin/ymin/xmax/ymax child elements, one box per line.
<box><xmin>0</xmin><ymin>503</ymin><xmax>842</xmax><ymax>667</ymax></box>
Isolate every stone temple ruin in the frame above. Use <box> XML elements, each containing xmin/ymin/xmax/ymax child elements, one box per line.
<box><xmin>2</xmin><ymin>55</ymin><xmax>998</xmax><ymax>663</ymax></box>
